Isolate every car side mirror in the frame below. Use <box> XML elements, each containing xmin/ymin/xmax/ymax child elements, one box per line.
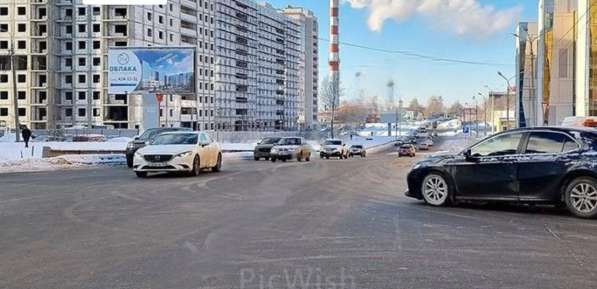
<box><xmin>134</xmin><ymin>136</ymin><xmax>140</xmax><ymax>141</ymax></box>
<box><xmin>464</xmin><ymin>149</ymin><xmax>478</xmax><ymax>162</ymax></box>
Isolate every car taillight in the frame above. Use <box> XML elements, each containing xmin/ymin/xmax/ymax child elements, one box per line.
<box><xmin>583</xmin><ymin>119</ymin><xmax>597</xmax><ymax>128</ymax></box>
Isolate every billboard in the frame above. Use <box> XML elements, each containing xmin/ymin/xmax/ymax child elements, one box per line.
<box><xmin>108</xmin><ymin>48</ymin><xmax>195</xmax><ymax>95</ymax></box>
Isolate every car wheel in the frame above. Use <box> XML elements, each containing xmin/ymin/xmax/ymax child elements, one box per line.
<box><xmin>135</xmin><ymin>171</ymin><xmax>147</xmax><ymax>178</ymax></box>
<box><xmin>326</xmin><ymin>156</ymin><xmax>330</xmax><ymax>160</ymax></box>
<box><xmin>191</xmin><ymin>155</ymin><xmax>201</xmax><ymax>176</ymax></box>
<box><xmin>127</xmin><ymin>156</ymin><xmax>134</xmax><ymax>168</ymax></box>
<box><xmin>565</xmin><ymin>177</ymin><xmax>597</xmax><ymax>219</ymax></box>
<box><xmin>254</xmin><ymin>156</ymin><xmax>259</xmax><ymax>161</ymax></box>
<box><xmin>306</xmin><ymin>155</ymin><xmax>311</xmax><ymax>162</ymax></box>
<box><xmin>282</xmin><ymin>158</ymin><xmax>287</xmax><ymax>162</ymax></box>
<box><xmin>320</xmin><ymin>154</ymin><xmax>324</xmax><ymax>159</ymax></box>
<box><xmin>271</xmin><ymin>157</ymin><xmax>277</xmax><ymax>163</ymax></box>
<box><xmin>265</xmin><ymin>157</ymin><xmax>270</xmax><ymax>161</ymax></box>
<box><xmin>421</xmin><ymin>173</ymin><xmax>451</xmax><ymax>206</ymax></box>
<box><xmin>297</xmin><ymin>156</ymin><xmax>303</xmax><ymax>162</ymax></box>
<box><xmin>212</xmin><ymin>154</ymin><xmax>222</xmax><ymax>172</ymax></box>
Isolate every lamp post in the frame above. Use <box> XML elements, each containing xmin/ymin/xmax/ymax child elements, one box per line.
<box><xmin>498</xmin><ymin>72</ymin><xmax>515</xmax><ymax>131</ymax></box>
<box><xmin>478</xmin><ymin>92</ymin><xmax>487</xmax><ymax>136</ymax></box>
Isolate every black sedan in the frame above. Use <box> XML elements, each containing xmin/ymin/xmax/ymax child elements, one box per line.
<box><xmin>406</xmin><ymin>127</ymin><xmax>597</xmax><ymax>218</ymax></box>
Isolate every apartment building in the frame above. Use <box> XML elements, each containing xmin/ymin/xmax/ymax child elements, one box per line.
<box><xmin>515</xmin><ymin>21</ymin><xmax>538</xmax><ymax>128</ymax></box>
<box><xmin>283</xmin><ymin>6</ymin><xmax>319</xmax><ymax>130</ymax></box>
<box><xmin>0</xmin><ymin>0</ymin><xmax>317</xmax><ymax>131</ymax></box>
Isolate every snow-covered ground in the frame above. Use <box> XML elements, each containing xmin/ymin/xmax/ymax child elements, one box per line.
<box><xmin>0</xmin><ymin>135</ymin><xmax>396</xmax><ymax>174</ymax></box>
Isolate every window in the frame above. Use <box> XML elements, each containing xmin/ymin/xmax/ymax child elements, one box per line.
<box><xmin>93</xmin><ymin>91</ymin><xmax>100</xmax><ymax>100</ymax></box>
<box><xmin>93</xmin><ymin>7</ymin><xmax>100</xmax><ymax>16</ymax></box>
<box><xmin>17</xmin><ymin>7</ymin><xmax>26</xmax><ymax>15</ymax></box>
<box><xmin>114</xmin><ymin>8</ymin><xmax>127</xmax><ymax>17</ymax></box>
<box><xmin>147</xmin><ymin>28</ymin><xmax>152</xmax><ymax>37</ymax></box>
<box><xmin>93</xmin><ymin>24</ymin><xmax>100</xmax><ymax>33</ymax></box>
<box><xmin>93</xmin><ymin>40</ymin><xmax>100</xmax><ymax>49</ymax></box>
<box><xmin>78</xmin><ymin>91</ymin><xmax>86</xmax><ymax>100</ymax></box>
<box><xmin>65</xmin><ymin>42</ymin><xmax>72</xmax><ymax>50</ymax></box>
<box><xmin>525</xmin><ymin>132</ymin><xmax>579</xmax><ymax>154</ymax></box>
<box><xmin>147</xmin><ymin>12</ymin><xmax>152</xmax><ymax>21</ymax></box>
<box><xmin>0</xmin><ymin>7</ymin><xmax>8</xmax><ymax>16</ymax></box>
<box><xmin>65</xmin><ymin>91</ymin><xmax>72</xmax><ymax>100</ymax></box>
<box><xmin>93</xmin><ymin>74</ymin><xmax>100</xmax><ymax>83</ymax></box>
<box><xmin>17</xmin><ymin>40</ymin><xmax>25</xmax><ymax>49</ymax></box>
<box><xmin>78</xmin><ymin>74</ymin><xmax>86</xmax><ymax>84</ymax></box>
<box><xmin>78</xmin><ymin>24</ymin><xmax>86</xmax><ymax>33</ymax></box>
<box><xmin>0</xmin><ymin>108</ymin><xmax>7</xmax><ymax>116</ymax></box>
<box><xmin>65</xmin><ymin>9</ymin><xmax>72</xmax><ymax>18</ymax></box>
<box><xmin>0</xmin><ymin>74</ymin><xmax>7</xmax><ymax>83</ymax></box>
<box><xmin>0</xmin><ymin>91</ymin><xmax>6</xmax><ymax>99</ymax></box>
<box><xmin>471</xmin><ymin>133</ymin><xmax>523</xmax><ymax>157</ymax></box>
<box><xmin>65</xmin><ymin>75</ymin><xmax>72</xmax><ymax>84</ymax></box>
<box><xmin>559</xmin><ymin>49</ymin><xmax>568</xmax><ymax>79</ymax></box>
<box><xmin>78</xmin><ymin>108</ymin><xmax>86</xmax><ymax>117</ymax></box>
<box><xmin>17</xmin><ymin>74</ymin><xmax>26</xmax><ymax>83</ymax></box>
<box><xmin>158</xmin><ymin>31</ymin><xmax>163</xmax><ymax>39</ymax></box>
<box><xmin>0</xmin><ymin>41</ymin><xmax>6</xmax><ymax>49</ymax></box>
<box><xmin>93</xmin><ymin>108</ymin><xmax>100</xmax><ymax>117</ymax></box>
<box><xmin>114</xmin><ymin>25</ymin><xmax>127</xmax><ymax>35</ymax></box>
<box><xmin>0</xmin><ymin>24</ymin><xmax>8</xmax><ymax>33</ymax></box>
<box><xmin>78</xmin><ymin>58</ymin><xmax>86</xmax><ymax>66</ymax></box>
<box><xmin>78</xmin><ymin>7</ymin><xmax>86</xmax><ymax>16</ymax></box>
<box><xmin>158</xmin><ymin>15</ymin><xmax>163</xmax><ymax>24</ymax></box>
<box><xmin>66</xmin><ymin>25</ymin><xmax>72</xmax><ymax>34</ymax></box>
<box><xmin>18</xmin><ymin>108</ymin><xmax>26</xmax><ymax>117</ymax></box>
<box><xmin>65</xmin><ymin>108</ymin><xmax>72</xmax><ymax>117</ymax></box>
<box><xmin>93</xmin><ymin>57</ymin><xmax>100</xmax><ymax>66</ymax></box>
<box><xmin>17</xmin><ymin>23</ymin><xmax>26</xmax><ymax>32</ymax></box>
<box><xmin>65</xmin><ymin>58</ymin><xmax>72</xmax><ymax>67</ymax></box>
<box><xmin>78</xmin><ymin>41</ymin><xmax>86</xmax><ymax>49</ymax></box>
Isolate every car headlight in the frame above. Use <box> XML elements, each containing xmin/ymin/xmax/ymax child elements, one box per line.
<box><xmin>175</xmin><ymin>151</ymin><xmax>193</xmax><ymax>158</ymax></box>
<box><xmin>134</xmin><ymin>151</ymin><xmax>143</xmax><ymax>158</ymax></box>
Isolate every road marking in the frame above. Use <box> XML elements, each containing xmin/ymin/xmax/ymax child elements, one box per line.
<box><xmin>184</xmin><ymin>241</ymin><xmax>199</xmax><ymax>254</ymax></box>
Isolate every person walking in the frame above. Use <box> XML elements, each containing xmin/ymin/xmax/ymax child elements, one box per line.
<box><xmin>21</xmin><ymin>125</ymin><xmax>32</xmax><ymax>148</ymax></box>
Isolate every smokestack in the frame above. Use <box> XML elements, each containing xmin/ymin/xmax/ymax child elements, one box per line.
<box><xmin>329</xmin><ymin>0</ymin><xmax>340</xmax><ymax>105</ymax></box>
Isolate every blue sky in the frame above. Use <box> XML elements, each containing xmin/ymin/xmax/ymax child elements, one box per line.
<box><xmin>267</xmin><ymin>0</ymin><xmax>538</xmax><ymax>106</ymax></box>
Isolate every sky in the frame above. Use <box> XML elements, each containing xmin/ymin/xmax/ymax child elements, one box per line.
<box><xmin>266</xmin><ymin>0</ymin><xmax>538</xmax><ymax>107</ymax></box>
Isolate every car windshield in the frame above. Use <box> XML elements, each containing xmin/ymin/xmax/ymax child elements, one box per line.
<box><xmin>352</xmin><ymin>145</ymin><xmax>363</xmax><ymax>149</ymax></box>
<box><xmin>401</xmin><ymin>145</ymin><xmax>412</xmax><ymax>149</ymax></box>
<box><xmin>324</xmin><ymin>140</ymin><xmax>342</xmax><ymax>145</ymax></box>
<box><xmin>138</xmin><ymin>129</ymin><xmax>161</xmax><ymax>141</ymax></box>
<box><xmin>278</xmin><ymin>138</ymin><xmax>300</xmax><ymax>145</ymax></box>
<box><xmin>152</xmin><ymin>134</ymin><xmax>198</xmax><ymax>145</ymax></box>
<box><xmin>260</xmin><ymin>138</ymin><xmax>281</xmax><ymax>144</ymax></box>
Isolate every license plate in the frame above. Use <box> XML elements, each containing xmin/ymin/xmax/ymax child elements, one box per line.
<box><xmin>147</xmin><ymin>162</ymin><xmax>168</xmax><ymax>167</ymax></box>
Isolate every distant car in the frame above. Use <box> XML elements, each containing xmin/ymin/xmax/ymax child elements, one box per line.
<box><xmin>270</xmin><ymin>137</ymin><xmax>312</xmax><ymax>162</ymax></box>
<box><xmin>423</xmin><ymin>138</ymin><xmax>434</xmax><ymax>147</ymax></box>
<box><xmin>349</xmin><ymin>145</ymin><xmax>366</xmax><ymax>158</ymax></box>
<box><xmin>399</xmin><ymin>144</ymin><xmax>416</xmax><ymax>157</ymax></box>
<box><xmin>418</xmin><ymin>142</ymin><xmax>430</xmax><ymax>151</ymax></box>
<box><xmin>253</xmin><ymin>137</ymin><xmax>282</xmax><ymax>161</ymax></box>
<box><xmin>126</xmin><ymin>127</ymin><xmax>192</xmax><ymax>168</ymax></box>
<box><xmin>406</xmin><ymin>127</ymin><xmax>597</xmax><ymax>219</ymax></box>
<box><xmin>133</xmin><ymin>131</ymin><xmax>222</xmax><ymax>178</ymax></box>
<box><xmin>320</xmin><ymin>139</ymin><xmax>349</xmax><ymax>159</ymax></box>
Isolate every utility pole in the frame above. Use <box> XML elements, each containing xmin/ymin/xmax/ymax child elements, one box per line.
<box><xmin>9</xmin><ymin>45</ymin><xmax>21</xmax><ymax>142</ymax></box>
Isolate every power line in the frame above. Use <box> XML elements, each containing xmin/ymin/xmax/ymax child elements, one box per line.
<box><xmin>318</xmin><ymin>37</ymin><xmax>512</xmax><ymax>67</ymax></box>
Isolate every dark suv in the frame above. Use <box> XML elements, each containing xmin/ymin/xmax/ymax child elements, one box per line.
<box><xmin>406</xmin><ymin>127</ymin><xmax>597</xmax><ymax>218</ymax></box>
<box><xmin>126</xmin><ymin>127</ymin><xmax>192</xmax><ymax>167</ymax></box>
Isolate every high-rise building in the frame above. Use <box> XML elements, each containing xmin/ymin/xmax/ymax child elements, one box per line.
<box><xmin>0</xmin><ymin>0</ymin><xmax>317</xmax><ymax>131</ymax></box>
<box><xmin>515</xmin><ymin>21</ymin><xmax>538</xmax><ymax>128</ymax></box>
<box><xmin>536</xmin><ymin>0</ymin><xmax>576</xmax><ymax>126</ymax></box>
<box><xmin>283</xmin><ymin>6</ymin><xmax>319</xmax><ymax>130</ymax></box>
<box><xmin>576</xmin><ymin>0</ymin><xmax>597</xmax><ymax>117</ymax></box>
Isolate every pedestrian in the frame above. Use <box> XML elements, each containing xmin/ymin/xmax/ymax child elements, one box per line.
<box><xmin>21</xmin><ymin>125</ymin><xmax>32</xmax><ymax>148</ymax></box>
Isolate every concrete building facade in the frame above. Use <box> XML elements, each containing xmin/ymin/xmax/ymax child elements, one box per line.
<box><xmin>283</xmin><ymin>6</ymin><xmax>319</xmax><ymax>130</ymax></box>
<box><xmin>0</xmin><ymin>0</ymin><xmax>318</xmax><ymax>131</ymax></box>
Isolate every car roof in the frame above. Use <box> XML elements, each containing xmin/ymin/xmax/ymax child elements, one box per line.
<box><xmin>505</xmin><ymin>126</ymin><xmax>597</xmax><ymax>135</ymax></box>
<box><xmin>159</xmin><ymin>131</ymin><xmax>200</xmax><ymax>135</ymax></box>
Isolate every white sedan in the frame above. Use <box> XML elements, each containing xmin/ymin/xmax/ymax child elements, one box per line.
<box><xmin>133</xmin><ymin>131</ymin><xmax>222</xmax><ymax>178</ymax></box>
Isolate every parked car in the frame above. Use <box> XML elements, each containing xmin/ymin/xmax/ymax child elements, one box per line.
<box><xmin>320</xmin><ymin>139</ymin><xmax>349</xmax><ymax>159</ymax></box>
<box><xmin>399</xmin><ymin>144</ymin><xmax>416</xmax><ymax>157</ymax></box>
<box><xmin>405</xmin><ymin>127</ymin><xmax>597</xmax><ymax>218</ymax></box>
<box><xmin>349</xmin><ymin>145</ymin><xmax>366</xmax><ymax>158</ymax></box>
<box><xmin>253</xmin><ymin>137</ymin><xmax>282</xmax><ymax>161</ymax></box>
<box><xmin>423</xmin><ymin>138</ymin><xmax>434</xmax><ymax>147</ymax></box>
<box><xmin>126</xmin><ymin>127</ymin><xmax>192</xmax><ymax>167</ymax></box>
<box><xmin>133</xmin><ymin>131</ymin><xmax>222</xmax><ymax>178</ymax></box>
<box><xmin>270</xmin><ymin>137</ymin><xmax>312</xmax><ymax>162</ymax></box>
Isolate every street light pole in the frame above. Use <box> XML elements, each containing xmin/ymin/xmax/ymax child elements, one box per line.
<box><xmin>478</xmin><ymin>92</ymin><xmax>487</xmax><ymax>136</ymax></box>
<box><xmin>498</xmin><ymin>72</ymin><xmax>514</xmax><ymax>131</ymax></box>
<box><xmin>9</xmin><ymin>45</ymin><xmax>21</xmax><ymax>142</ymax></box>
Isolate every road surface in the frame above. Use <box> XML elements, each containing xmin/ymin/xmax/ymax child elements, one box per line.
<box><xmin>1</xmin><ymin>140</ymin><xmax>597</xmax><ymax>289</ymax></box>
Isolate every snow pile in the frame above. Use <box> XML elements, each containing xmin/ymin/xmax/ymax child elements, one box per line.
<box><xmin>0</xmin><ymin>154</ymin><xmax>125</xmax><ymax>174</ymax></box>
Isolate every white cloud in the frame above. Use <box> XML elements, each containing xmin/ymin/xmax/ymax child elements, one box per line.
<box><xmin>344</xmin><ymin>0</ymin><xmax>522</xmax><ymax>38</ymax></box>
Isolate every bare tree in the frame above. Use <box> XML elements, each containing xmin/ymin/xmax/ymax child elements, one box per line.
<box><xmin>425</xmin><ymin>96</ymin><xmax>445</xmax><ymax>118</ymax></box>
<box><xmin>320</xmin><ymin>76</ymin><xmax>342</xmax><ymax>138</ymax></box>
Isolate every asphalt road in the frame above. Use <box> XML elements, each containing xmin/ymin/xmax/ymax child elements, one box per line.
<box><xmin>1</xmin><ymin>140</ymin><xmax>597</xmax><ymax>289</ymax></box>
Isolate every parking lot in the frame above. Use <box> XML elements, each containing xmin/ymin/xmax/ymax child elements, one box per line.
<box><xmin>1</xmin><ymin>140</ymin><xmax>597</xmax><ymax>289</ymax></box>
